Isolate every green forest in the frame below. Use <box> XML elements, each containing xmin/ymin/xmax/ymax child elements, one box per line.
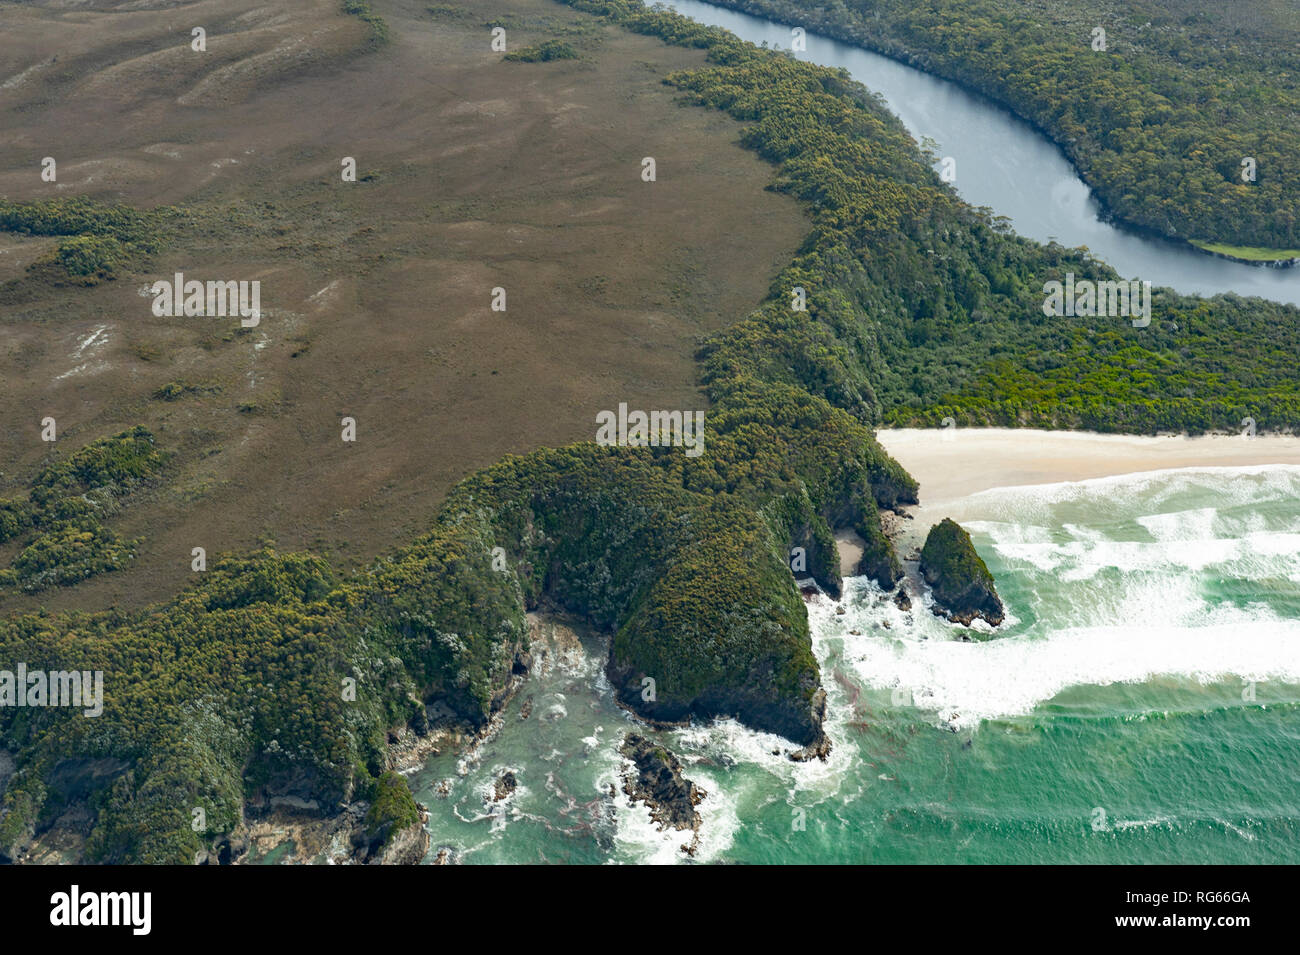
<box><xmin>3</xmin><ymin>0</ymin><xmax>1299</xmax><ymax>862</ymax></box>
<box><xmin>703</xmin><ymin>0</ymin><xmax>1300</xmax><ymax>256</ymax></box>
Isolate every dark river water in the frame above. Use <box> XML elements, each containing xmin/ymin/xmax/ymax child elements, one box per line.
<box><xmin>654</xmin><ymin>0</ymin><xmax>1300</xmax><ymax>307</ymax></box>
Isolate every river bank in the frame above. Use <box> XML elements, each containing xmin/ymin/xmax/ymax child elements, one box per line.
<box><xmin>668</xmin><ymin>0</ymin><xmax>1300</xmax><ymax>277</ymax></box>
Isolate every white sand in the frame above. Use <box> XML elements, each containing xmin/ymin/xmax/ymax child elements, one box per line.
<box><xmin>876</xmin><ymin>428</ymin><xmax>1300</xmax><ymax>506</ymax></box>
<box><xmin>834</xmin><ymin>529</ymin><xmax>865</xmax><ymax>578</ymax></box>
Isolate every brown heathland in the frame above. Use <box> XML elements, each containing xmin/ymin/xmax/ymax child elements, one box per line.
<box><xmin>0</xmin><ymin>0</ymin><xmax>807</xmax><ymax>612</ymax></box>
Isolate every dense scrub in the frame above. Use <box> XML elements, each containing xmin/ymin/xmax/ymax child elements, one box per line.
<box><xmin>504</xmin><ymin>39</ymin><xmax>581</xmax><ymax>61</ymax></box>
<box><xmin>0</xmin><ymin>428</ymin><xmax>168</xmax><ymax>593</ymax></box>
<box><xmin>0</xmin><ymin>196</ymin><xmax>172</xmax><ymax>282</ymax></box>
<box><xmin>342</xmin><ymin>0</ymin><xmax>390</xmax><ymax>44</ymax></box>
<box><xmin>701</xmin><ymin>0</ymin><xmax>1300</xmax><ymax>254</ymax></box>
<box><xmin>586</xmin><ymin>0</ymin><xmax>1300</xmax><ymax>434</ymax></box>
<box><xmin>364</xmin><ymin>772</ymin><xmax>422</xmax><ymax>839</ymax></box>
<box><xmin>0</xmin><ymin>527</ymin><xmax>525</xmax><ymax>862</ymax></box>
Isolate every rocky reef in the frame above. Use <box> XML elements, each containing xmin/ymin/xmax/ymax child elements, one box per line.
<box><xmin>620</xmin><ymin>734</ymin><xmax>705</xmax><ymax>855</ymax></box>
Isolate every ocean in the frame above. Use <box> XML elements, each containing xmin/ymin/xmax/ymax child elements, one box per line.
<box><xmin>408</xmin><ymin>466</ymin><xmax>1300</xmax><ymax>863</ymax></box>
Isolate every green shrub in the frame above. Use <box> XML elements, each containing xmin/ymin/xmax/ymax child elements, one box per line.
<box><xmin>52</xmin><ymin>234</ymin><xmax>129</xmax><ymax>280</ymax></box>
<box><xmin>0</xmin><ymin>428</ymin><xmax>168</xmax><ymax>593</ymax></box>
<box><xmin>364</xmin><ymin>772</ymin><xmax>420</xmax><ymax>839</ymax></box>
<box><xmin>0</xmin><ymin>500</ymin><xmax>32</xmax><ymax>544</ymax></box>
<box><xmin>0</xmin><ymin>196</ymin><xmax>171</xmax><ymax>280</ymax></box>
<box><xmin>505</xmin><ymin>40</ymin><xmax>580</xmax><ymax>62</ymax></box>
<box><xmin>13</xmin><ymin>522</ymin><xmax>138</xmax><ymax>593</ymax></box>
<box><xmin>342</xmin><ymin>0</ymin><xmax>389</xmax><ymax>43</ymax></box>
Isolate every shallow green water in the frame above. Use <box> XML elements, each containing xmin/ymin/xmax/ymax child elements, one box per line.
<box><xmin>409</xmin><ymin>466</ymin><xmax>1300</xmax><ymax>863</ymax></box>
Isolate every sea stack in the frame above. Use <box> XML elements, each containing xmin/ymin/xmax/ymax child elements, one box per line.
<box><xmin>919</xmin><ymin>518</ymin><xmax>1004</xmax><ymax>627</ymax></box>
<box><xmin>619</xmin><ymin>734</ymin><xmax>705</xmax><ymax>832</ymax></box>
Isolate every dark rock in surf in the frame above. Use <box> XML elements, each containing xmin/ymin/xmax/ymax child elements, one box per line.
<box><xmin>493</xmin><ymin>770</ymin><xmax>517</xmax><ymax>801</ymax></box>
<box><xmin>619</xmin><ymin>734</ymin><xmax>704</xmax><ymax>832</ymax></box>
<box><xmin>919</xmin><ymin>518</ymin><xmax>1004</xmax><ymax>627</ymax></box>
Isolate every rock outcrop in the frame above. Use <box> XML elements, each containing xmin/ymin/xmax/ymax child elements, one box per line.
<box><xmin>790</xmin><ymin>689</ymin><xmax>832</xmax><ymax>761</ymax></box>
<box><xmin>493</xmin><ymin>770</ymin><xmax>517</xmax><ymax>802</ymax></box>
<box><xmin>364</xmin><ymin>804</ymin><xmax>430</xmax><ymax>865</ymax></box>
<box><xmin>619</xmin><ymin>734</ymin><xmax>705</xmax><ymax>834</ymax></box>
<box><xmin>919</xmin><ymin>518</ymin><xmax>1004</xmax><ymax>627</ymax></box>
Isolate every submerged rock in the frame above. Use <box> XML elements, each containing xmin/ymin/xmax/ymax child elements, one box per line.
<box><xmin>919</xmin><ymin>518</ymin><xmax>1004</xmax><ymax>627</ymax></box>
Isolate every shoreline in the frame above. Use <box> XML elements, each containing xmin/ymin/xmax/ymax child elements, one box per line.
<box><xmin>1188</xmin><ymin>240</ymin><xmax>1300</xmax><ymax>268</ymax></box>
<box><xmin>876</xmin><ymin>428</ymin><xmax>1300</xmax><ymax>507</ymax></box>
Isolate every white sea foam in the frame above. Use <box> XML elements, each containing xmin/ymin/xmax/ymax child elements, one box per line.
<box><xmin>609</xmin><ymin>775</ymin><xmax>739</xmax><ymax>866</ymax></box>
<box><xmin>979</xmin><ymin>523</ymin><xmax>1245</xmax><ymax>579</ymax></box>
<box><xmin>1137</xmin><ymin>506</ymin><xmax>1218</xmax><ymax>542</ymax></box>
<box><xmin>816</xmin><ymin>466</ymin><xmax>1300</xmax><ymax>729</ymax></box>
<box><xmin>838</xmin><ymin>608</ymin><xmax>1300</xmax><ymax>730</ymax></box>
<box><xmin>963</xmin><ymin>464</ymin><xmax>1300</xmax><ymax>525</ymax></box>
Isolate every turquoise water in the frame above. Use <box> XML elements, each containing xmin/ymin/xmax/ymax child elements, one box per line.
<box><xmin>409</xmin><ymin>466</ymin><xmax>1300</xmax><ymax>863</ymax></box>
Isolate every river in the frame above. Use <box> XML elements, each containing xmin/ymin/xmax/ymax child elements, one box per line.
<box><xmin>653</xmin><ymin>0</ymin><xmax>1300</xmax><ymax>307</ymax></box>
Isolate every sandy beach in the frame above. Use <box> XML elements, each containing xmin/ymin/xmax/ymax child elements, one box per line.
<box><xmin>875</xmin><ymin>428</ymin><xmax>1300</xmax><ymax>506</ymax></box>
